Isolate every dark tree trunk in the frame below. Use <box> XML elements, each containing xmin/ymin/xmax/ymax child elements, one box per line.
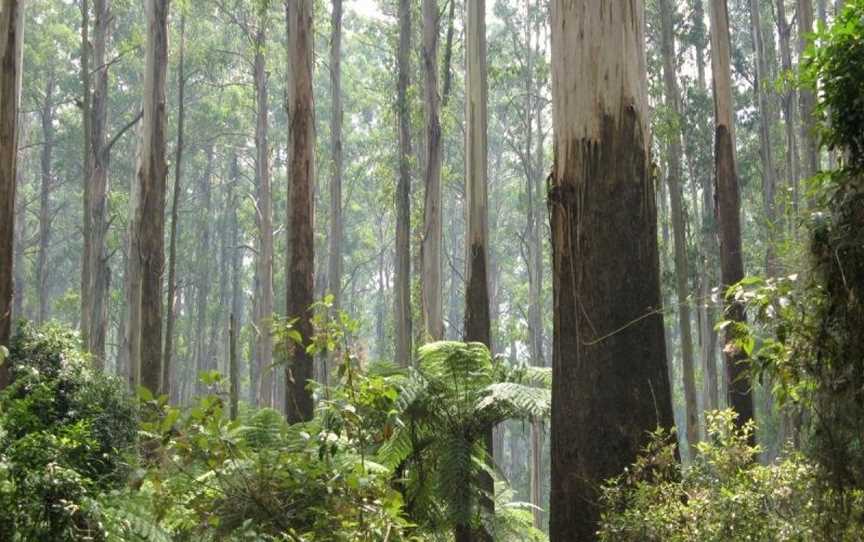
<box><xmin>285</xmin><ymin>0</ymin><xmax>315</xmax><ymax>423</ymax></box>
<box><xmin>548</xmin><ymin>3</ymin><xmax>675</xmax><ymax>539</ymax></box>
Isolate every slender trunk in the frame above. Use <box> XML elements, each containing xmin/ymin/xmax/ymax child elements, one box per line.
<box><xmin>229</xmin><ymin>198</ymin><xmax>243</xmax><ymax>417</ymax></box>
<box><xmin>441</xmin><ymin>0</ymin><xmax>456</xmax><ymax>107</ymax></box>
<box><xmin>0</xmin><ymin>0</ymin><xmax>23</xmax><ymax>389</ymax></box>
<box><xmin>37</xmin><ymin>76</ymin><xmax>56</xmax><ymax>324</ymax></box>
<box><xmin>659</xmin><ymin>0</ymin><xmax>699</xmax><ymax>459</ymax></box>
<box><xmin>709</xmin><ymin>0</ymin><xmax>754</xmax><ymax>433</ymax></box>
<box><xmin>777</xmin><ymin>0</ymin><xmax>800</xmax><ymax>221</ymax></box>
<box><xmin>12</xmin><ymin>160</ymin><xmax>24</xmax><ymax>322</ymax></box>
<box><xmin>229</xmin><ymin>313</ymin><xmax>239</xmax><ymax>420</ymax></box>
<box><xmin>421</xmin><ymin>0</ymin><xmax>443</xmax><ymax>341</ymax></box>
<box><xmin>549</xmin><ymin>2</ymin><xmax>674</xmax><ymax>538</ymax></box>
<box><xmin>750</xmin><ymin>0</ymin><xmax>779</xmax><ymax>275</ymax></box>
<box><xmin>447</xmin><ymin>199</ymin><xmax>462</xmax><ymax>339</ymax></box>
<box><xmin>254</xmin><ymin>13</ymin><xmax>275</xmax><ymax>407</ymax></box>
<box><xmin>694</xmin><ymin>0</ymin><xmax>707</xmax><ymax>91</ymax></box>
<box><xmin>285</xmin><ymin>0</ymin><xmax>315</xmax><ymax>423</ymax></box>
<box><xmin>163</xmin><ymin>12</ymin><xmax>186</xmax><ymax>397</ymax></box>
<box><xmin>395</xmin><ymin>0</ymin><xmax>412</xmax><ymax>366</ymax></box>
<box><xmin>194</xmin><ymin>146</ymin><xmax>214</xmax><ymax>395</ymax></box>
<box><xmin>328</xmin><ymin>0</ymin><xmax>343</xmax><ymax>315</ymax></box>
<box><xmin>81</xmin><ymin>0</ymin><xmax>93</xmax><ymax>344</ymax></box>
<box><xmin>136</xmin><ymin>0</ymin><xmax>170</xmax><ymax>395</ymax></box>
<box><xmin>797</xmin><ymin>0</ymin><xmax>818</xmax><ymax>185</ymax></box>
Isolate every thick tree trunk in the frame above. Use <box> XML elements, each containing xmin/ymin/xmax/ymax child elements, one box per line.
<box><xmin>285</xmin><ymin>0</ymin><xmax>315</xmax><ymax>423</ymax></box>
<box><xmin>797</xmin><ymin>0</ymin><xmax>818</xmax><ymax>185</ymax></box>
<box><xmin>0</xmin><ymin>0</ymin><xmax>23</xmax><ymax>389</ymax></box>
<box><xmin>394</xmin><ymin>0</ymin><xmax>412</xmax><ymax>366</ymax></box>
<box><xmin>254</xmin><ymin>11</ymin><xmax>275</xmax><ymax>407</ymax></box>
<box><xmin>464</xmin><ymin>2</ymin><xmax>493</xmax><ymax>540</ymax></box>
<box><xmin>163</xmin><ymin>11</ymin><xmax>186</xmax><ymax>397</ymax></box>
<box><xmin>659</xmin><ymin>0</ymin><xmax>699</xmax><ymax>459</ymax></box>
<box><xmin>709</xmin><ymin>0</ymin><xmax>754</xmax><ymax>432</ymax></box>
<box><xmin>421</xmin><ymin>0</ymin><xmax>443</xmax><ymax>341</ymax></box>
<box><xmin>328</xmin><ymin>0</ymin><xmax>343</xmax><ymax>316</ymax></box>
<box><xmin>135</xmin><ymin>0</ymin><xmax>170</xmax><ymax>395</ymax></box>
<box><xmin>548</xmin><ymin>2</ymin><xmax>674</xmax><ymax>539</ymax></box>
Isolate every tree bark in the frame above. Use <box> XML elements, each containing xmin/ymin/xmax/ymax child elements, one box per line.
<box><xmin>37</xmin><ymin>73</ymin><xmax>56</xmax><ymax>324</ymax></box>
<box><xmin>229</xmin><ymin>313</ymin><xmax>239</xmax><ymax>420</ymax></box>
<box><xmin>135</xmin><ymin>0</ymin><xmax>170</xmax><ymax>395</ymax></box>
<box><xmin>659</xmin><ymin>0</ymin><xmax>699</xmax><ymax>459</ymax></box>
<box><xmin>254</xmin><ymin>7</ymin><xmax>275</xmax><ymax>407</ymax></box>
<box><xmin>285</xmin><ymin>0</ymin><xmax>315</xmax><ymax>423</ymax></box>
<box><xmin>0</xmin><ymin>0</ymin><xmax>23</xmax><ymax>389</ymax></box>
<box><xmin>709</xmin><ymin>0</ymin><xmax>754</xmax><ymax>432</ymax></box>
<box><xmin>797</xmin><ymin>0</ymin><xmax>818</xmax><ymax>185</ymax></box>
<box><xmin>328</xmin><ymin>0</ymin><xmax>343</xmax><ymax>316</ymax></box>
<box><xmin>81</xmin><ymin>0</ymin><xmax>93</xmax><ymax>344</ymax></box>
<box><xmin>421</xmin><ymin>0</ymin><xmax>443</xmax><ymax>341</ymax></box>
<box><xmin>548</xmin><ymin>2</ymin><xmax>674</xmax><ymax>539</ymax></box>
<box><xmin>394</xmin><ymin>0</ymin><xmax>412</xmax><ymax>366</ymax></box>
<box><xmin>194</xmin><ymin>145</ymin><xmax>215</xmax><ymax>395</ymax></box>
<box><xmin>777</xmin><ymin>0</ymin><xmax>800</xmax><ymax>220</ymax></box>
<box><xmin>163</xmin><ymin>11</ymin><xmax>186</xmax><ymax>397</ymax></box>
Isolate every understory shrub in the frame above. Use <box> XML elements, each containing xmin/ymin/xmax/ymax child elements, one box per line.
<box><xmin>0</xmin><ymin>323</ymin><xmax>137</xmax><ymax>541</ymax></box>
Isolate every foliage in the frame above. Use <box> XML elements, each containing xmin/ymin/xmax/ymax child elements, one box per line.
<box><xmin>598</xmin><ymin>410</ymin><xmax>864</xmax><ymax>542</ymax></box>
<box><xmin>0</xmin><ymin>323</ymin><xmax>137</xmax><ymax>541</ymax></box>
<box><xmin>379</xmin><ymin>341</ymin><xmax>551</xmax><ymax>538</ymax></box>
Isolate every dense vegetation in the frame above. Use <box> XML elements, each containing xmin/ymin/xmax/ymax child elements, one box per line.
<box><xmin>0</xmin><ymin>0</ymin><xmax>862</xmax><ymax>540</ymax></box>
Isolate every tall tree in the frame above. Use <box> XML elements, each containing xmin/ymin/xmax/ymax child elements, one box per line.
<box><xmin>163</xmin><ymin>9</ymin><xmax>186</xmax><ymax>397</ymax></box>
<box><xmin>548</xmin><ymin>1</ymin><xmax>674</xmax><ymax>539</ymax></box>
<box><xmin>797</xmin><ymin>0</ymin><xmax>819</xmax><ymax>184</ymax></box>
<box><xmin>659</xmin><ymin>0</ymin><xmax>699</xmax><ymax>458</ymax></box>
<box><xmin>750</xmin><ymin>0</ymin><xmax>779</xmax><ymax>274</ymax></box>
<box><xmin>0</xmin><ymin>0</ymin><xmax>24</xmax><ymax>389</ymax></box>
<box><xmin>328</xmin><ymin>0</ymin><xmax>343</xmax><ymax>316</ymax></box>
<box><xmin>421</xmin><ymin>0</ymin><xmax>443</xmax><ymax>341</ymax></box>
<box><xmin>285</xmin><ymin>0</ymin><xmax>315</xmax><ymax>423</ymax></box>
<box><xmin>777</xmin><ymin>0</ymin><xmax>800</xmax><ymax>218</ymax></box>
<box><xmin>36</xmin><ymin>69</ymin><xmax>56</xmax><ymax>323</ymax></box>
<box><xmin>709</xmin><ymin>0</ymin><xmax>753</xmax><ymax>431</ymax></box>
<box><xmin>394</xmin><ymin>0</ymin><xmax>412</xmax><ymax>365</ymax></box>
<box><xmin>254</xmin><ymin>1</ymin><xmax>275</xmax><ymax>407</ymax></box>
<box><xmin>134</xmin><ymin>0</ymin><xmax>170</xmax><ymax>394</ymax></box>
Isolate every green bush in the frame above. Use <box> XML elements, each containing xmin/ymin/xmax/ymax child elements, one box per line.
<box><xmin>0</xmin><ymin>323</ymin><xmax>137</xmax><ymax>541</ymax></box>
<box><xmin>598</xmin><ymin>411</ymin><xmax>864</xmax><ymax>542</ymax></box>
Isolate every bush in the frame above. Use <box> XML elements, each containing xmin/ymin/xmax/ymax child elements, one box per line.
<box><xmin>0</xmin><ymin>323</ymin><xmax>137</xmax><ymax>541</ymax></box>
<box><xmin>598</xmin><ymin>410</ymin><xmax>864</xmax><ymax>542</ymax></box>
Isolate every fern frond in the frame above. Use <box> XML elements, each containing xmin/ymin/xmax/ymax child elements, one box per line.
<box><xmin>476</xmin><ymin>382</ymin><xmax>551</xmax><ymax>422</ymax></box>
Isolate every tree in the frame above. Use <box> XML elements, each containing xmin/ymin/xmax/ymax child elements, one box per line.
<box><xmin>394</xmin><ymin>0</ymin><xmax>412</xmax><ymax>366</ymax></box>
<box><xmin>285</xmin><ymin>0</ymin><xmax>315</xmax><ymax>423</ymax></box>
<box><xmin>328</xmin><ymin>0</ymin><xmax>343</xmax><ymax>315</ymax></box>
<box><xmin>134</xmin><ymin>0</ymin><xmax>170</xmax><ymax>394</ymax></box>
<box><xmin>708</xmin><ymin>0</ymin><xmax>753</xmax><ymax>432</ymax></box>
<box><xmin>777</xmin><ymin>0</ymin><xmax>800</xmax><ymax>218</ymax></box>
<box><xmin>548</xmin><ymin>1</ymin><xmax>674</xmax><ymax>538</ymax></box>
<box><xmin>798</xmin><ymin>0</ymin><xmax>819</xmax><ymax>185</ymax></box>
<box><xmin>421</xmin><ymin>0</ymin><xmax>443</xmax><ymax>341</ymax></box>
<box><xmin>0</xmin><ymin>0</ymin><xmax>23</xmax><ymax>389</ymax></box>
<box><xmin>659</xmin><ymin>0</ymin><xmax>699</xmax><ymax>458</ymax></box>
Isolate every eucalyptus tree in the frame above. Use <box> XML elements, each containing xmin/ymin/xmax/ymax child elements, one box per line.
<box><xmin>394</xmin><ymin>0</ymin><xmax>412</xmax><ymax>366</ymax></box>
<box><xmin>708</xmin><ymin>0</ymin><xmax>753</xmax><ymax>431</ymax></box>
<box><xmin>548</xmin><ymin>1</ymin><xmax>674</xmax><ymax>538</ymax></box>
<box><xmin>285</xmin><ymin>0</ymin><xmax>315</xmax><ymax>423</ymax></box>
<box><xmin>798</xmin><ymin>0</ymin><xmax>818</xmax><ymax>185</ymax></box>
<box><xmin>0</xmin><ymin>0</ymin><xmax>24</xmax><ymax>389</ymax></box>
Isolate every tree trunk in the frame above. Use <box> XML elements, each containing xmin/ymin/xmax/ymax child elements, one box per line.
<box><xmin>394</xmin><ymin>0</ymin><xmax>412</xmax><ymax>366</ymax></box>
<box><xmin>254</xmin><ymin>9</ymin><xmax>275</xmax><ymax>407</ymax></box>
<box><xmin>0</xmin><ymin>0</ymin><xmax>23</xmax><ymax>389</ymax></box>
<box><xmin>328</xmin><ymin>0</ymin><xmax>343</xmax><ymax>317</ymax></box>
<box><xmin>229</xmin><ymin>313</ymin><xmax>239</xmax><ymax>420</ymax></box>
<box><xmin>797</xmin><ymin>0</ymin><xmax>818</xmax><ymax>185</ymax></box>
<box><xmin>163</xmin><ymin>11</ymin><xmax>186</xmax><ymax>398</ymax></box>
<box><xmin>81</xmin><ymin>0</ymin><xmax>93</xmax><ymax>345</ymax></box>
<box><xmin>135</xmin><ymin>0</ymin><xmax>170</xmax><ymax>395</ymax></box>
<box><xmin>548</xmin><ymin>2</ymin><xmax>675</xmax><ymax>539</ymax></box>
<box><xmin>750</xmin><ymin>0</ymin><xmax>779</xmax><ymax>276</ymax></box>
<box><xmin>421</xmin><ymin>0</ymin><xmax>443</xmax><ymax>341</ymax></box>
<box><xmin>659</xmin><ymin>0</ymin><xmax>699</xmax><ymax>459</ymax></box>
<box><xmin>37</xmin><ymin>74</ymin><xmax>56</xmax><ymax>324</ymax></box>
<box><xmin>194</xmin><ymin>145</ymin><xmax>215</xmax><ymax>394</ymax></box>
<box><xmin>464</xmin><ymin>1</ymin><xmax>493</xmax><ymax>540</ymax></box>
<box><xmin>777</xmin><ymin>0</ymin><xmax>800</xmax><ymax>221</ymax></box>
<box><xmin>709</xmin><ymin>0</ymin><xmax>754</xmax><ymax>433</ymax></box>
<box><xmin>285</xmin><ymin>0</ymin><xmax>315</xmax><ymax>423</ymax></box>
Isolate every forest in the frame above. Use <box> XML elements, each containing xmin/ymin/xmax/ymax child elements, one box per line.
<box><xmin>0</xmin><ymin>0</ymin><xmax>862</xmax><ymax>540</ymax></box>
